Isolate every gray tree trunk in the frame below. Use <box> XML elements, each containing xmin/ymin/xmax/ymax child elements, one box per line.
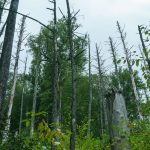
<box><xmin>19</xmin><ymin>55</ymin><xmax>27</xmax><ymax>134</ymax></box>
<box><xmin>30</xmin><ymin>59</ymin><xmax>40</xmax><ymax>137</ymax></box>
<box><xmin>117</xmin><ymin>21</ymin><xmax>142</xmax><ymax>120</ymax></box>
<box><xmin>0</xmin><ymin>0</ymin><xmax>19</xmax><ymax>109</ymax></box>
<box><xmin>112</xmin><ymin>92</ymin><xmax>129</xmax><ymax>150</ymax></box>
<box><xmin>66</xmin><ymin>0</ymin><xmax>77</xmax><ymax>149</ymax></box>
<box><xmin>87</xmin><ymin>35</ymin><xmax>93</xmax><ymax>135</ymax></box>
<box><xmin>3</xmin><ymin>15</ymin><xmax>25</xmax><ymax>141</ymax></box>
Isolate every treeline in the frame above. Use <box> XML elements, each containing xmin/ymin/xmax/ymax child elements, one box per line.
<box><xmin>0</xmin><ymin>0</ymin><xmax>150</xmax><ymax>150</ymax></box>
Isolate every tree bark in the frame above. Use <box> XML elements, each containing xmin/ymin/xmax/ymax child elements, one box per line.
<box><xmin>0</xmin><ymin>0</ymin><xmax>19</xmax><ymax>109</ymax></box>
<box><xmin>66</xmin><ymin>0</ymin><xmax>77</xmax><ymax>149</ymax></box>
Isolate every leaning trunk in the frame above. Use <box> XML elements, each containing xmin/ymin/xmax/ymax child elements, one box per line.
<box><xmin>117</xmin><ymin>21</ymin><xmax>142</xmax><ymax>119</ymax></box>
<box><xmin>3</xmin><ymin>15</ymin><xmax>25</xmax><ymax>141</ymax></box>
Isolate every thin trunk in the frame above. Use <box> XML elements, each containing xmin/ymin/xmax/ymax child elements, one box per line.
<box><xmin>3</xmin><ymin>15</ymin><xmax>25</xmax><ymax>141</ymax></box>
<box><xmin>66</xmin><ymin>0</ymin><xmax>77</xmax><ymax>149</ymax></box>
<box><xmin>30</xmin><ymin>60</ymin><xmax>40</xmax><ymax>137</ymax></box>
<box><xmin>19</xmin><ymin>55</ymin><xmax>27</xmax><ymax>134</ymax></box>
<box><xmin>0</xmin><ymin>0</ymin><xmax>19</xmax><ymax>109</ymax></box>
<box><xmin>117</xmin><ymin>21</ymin><xmax>142</xmax><ymax>119</ymax></box>
<box><xmin>138</xmin><ymin>25</ymin><xmax>150</xmax><ymax>70</ymax></box>
<box><xmin>109</xmin><ymin>37</ymin><xmax>121</xmax><ymax>89</ymax></box>
<box><xmin>96</xmin><ymin>44</ymin><xmax>104</xmax><ymax>136</ymax></box>
<box><xmin>87</xmin><ymin>35</ymin><xmax>93</xmax><ymax>135</ymax></box>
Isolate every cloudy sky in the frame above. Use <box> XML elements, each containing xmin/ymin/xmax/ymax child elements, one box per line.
<box><xmin>14</xmin><ymin>0</ymin><xmax>150</xmax><ymax>72</ymax></box>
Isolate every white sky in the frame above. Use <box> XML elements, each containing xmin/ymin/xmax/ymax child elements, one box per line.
<box><xmin>11</xmin><ymin>0</ymin><xmax>150</xmax><ymax>73</ymax></box>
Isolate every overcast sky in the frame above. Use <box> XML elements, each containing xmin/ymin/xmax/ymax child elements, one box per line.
<box><xmin>13</xmin><ymin>0</ymin><xmax>150</xmax><ymax>73</ymax></box>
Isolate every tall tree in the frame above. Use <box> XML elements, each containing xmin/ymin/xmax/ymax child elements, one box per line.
<box><xmin>66</xmin><ymin>0</ymin><xmax>77</xmax><ymax>149</ymax></box>
<box><xmin>0</xmin><ymin>0</ymin><xmax>19</xmax><ymax>109</ymax></box>
<box><xmin>96</xmin><ymin>44</ymin><xmax>104</xmax><ymax>136</ymax></box>
<box><xmin>87</xmin><ymin>35</ymin><xmax>93</xmax><ymax>135</ymax></box>
<box><xmin>30</xmin><ymin>37</ymin><xmax>41</xmax><ymax>137</ymax></box>
<box><xmin>117</xmin><ymin>21</ymin><xmax>142</xmax><ymax>119</ymax></box>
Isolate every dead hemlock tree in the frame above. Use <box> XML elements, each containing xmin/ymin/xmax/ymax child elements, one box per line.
<box><xmin>0</xmin><ymin>0</ymin><xmax>19</xmax><ymax>110</ymax></box>
<box><xmin>30</xmin><ymin>36</ymin><xmax>42</xmax><ymax>137</ymax></box>
<box><xmin>19</xmin><ymin>55</ymin><xmax>28</xmax><ymax>134</ymax></box>
<box><xmin>87</xmin><ymin>35</ymin><xmax>93</xmax><ymax>135</ymax></box>
<box><xmin>108</xmin><ymin>37</ymin><xmax>129</xmax><ymax>150</ymax></box>
<box><xmin>117</xmin><ymin>21</ymin><xmax>143</xmax><ymax>120</ymax></box>
<box><xmin>3</xmin><ymin>15</ymin><xmax>26</xmax><ymax>141</ymax></box>
<box><xmin>66</xmin><ymin>0</ymin><xmax>79</xmax><ymax>149</ymax></box>
<box><xmin>96</xmin><ymin>44</ymin><xmax>105</xmax><ymax>136</ymax></box>
<box><xmin>47</xmin><ymin>0</ymin><xmax>60</xmax><ymax>127</ymax></box>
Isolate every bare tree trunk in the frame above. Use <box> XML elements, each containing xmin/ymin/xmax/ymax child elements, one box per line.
<box><xmin>96</xmin><ymin>44</ymin><xmax>104</xmax><ymax>136</ymax></box>
<box><xmin>87</xmin><ymin>35</ymin><xmax>93</xmax><ymax>135</ymax></box>
<box><xmin>66</xmin><ymin>0</ymin><xmax>77</xmax><ymax>149</ymax></box>
<box><xmin>19</xmin><ymin>55</ymin><xmax>27</xmax><ymax>134</ymax></box>
<box><xmin>117</xmin><ymin>21</ymin><xmax>142</xmax><ymax>120</ymax></box>
<box><xmin>3</xmin><ymin>15</ymin><xmax>25</xmax><ymax>141</ymax></box>
<box><xmin>0</xmin><ymin>0</ymin><xmax>19</xmax><ymax>109</ymax></box>
<box><xmin>138</xmin><ymin>25</ymin><xmax>150</xmax><ymax>70</ymax></box>
<box><xmin>30</xmin><ymin>59</ymin><xmax>40</xmax><ymax>137</ymax></box>
<box><xmin>112</xmin><ymin>92</ymin><xmax>129</xmax><ymax>150</ymax></box>
<box><xmin>51</xmin><ymin>0</ymin><xmax>59</xmax><ymax>126</ymax></box>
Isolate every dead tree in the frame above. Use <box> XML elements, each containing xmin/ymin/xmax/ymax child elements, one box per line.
<box><xmin>66</xmin><ymin>0</ymin><xmax>77</xmax><ymax>149</ymax></box>
<box><xmin>138</xmin><ymin>25</ymin><xmax>150</xmax><ymax>70</ymax></box>
<box><xmin>0</xmin><ymin>0</ymin><xmax>19</xmax><ymax>109</ymax></box>
<box><xmin>3</xmin><ymin>15</ymin><xmax>26</xmax><ymax>141</ymax></box>
<box><xmin>109</xmin><ymin>37</ymin><xmax>129</xmax><ymax>150</ymax></box>
<box><xmin>87</xmin><ymin>35</ymin><xmax>93</xmax><ymax>135</ymax></box>
<box><xmin>19</xmin><ymin>55</ymin><xmax>27</xmax><ymax>134</ymax></box>
<box><xmin>117</xmin><ymin>21</ymin><xmax>142</xmax><ymax>119</ymax></box>
<box><xmin>109</xmin><ymin>37</ymin><xmax>121</xmax><ymax>89</ymax></box>
<box><xmin>96</xmin><ymin>44</ymin><xmax>105</xmax><ymax>136</ymax></box>
<box><xmin>48</xmin><ymin>0</ymin><xmax>59</xmax><ymax>126</ymax></box>
<box><xmin>30</xmin><ymin>43</ymin><xmax>41</xmax><ymax>137</ymax></box>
